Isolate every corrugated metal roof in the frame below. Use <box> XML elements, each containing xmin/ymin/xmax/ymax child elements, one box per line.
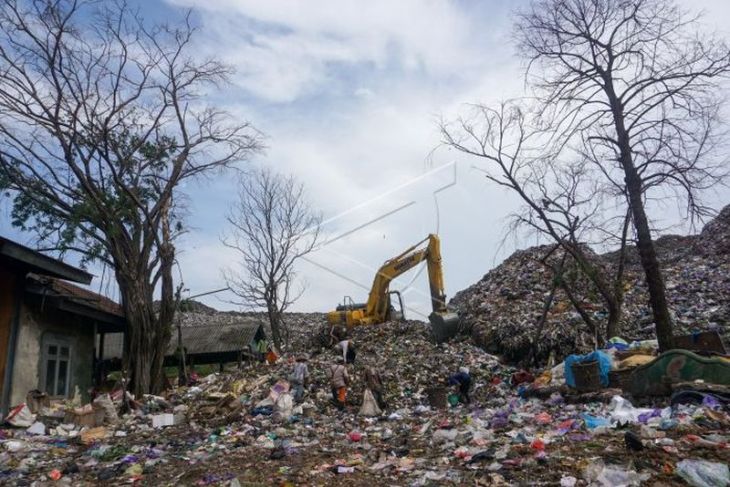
<box><xmin>27</xmin><ymin>274</ymin><xmax>123</xmax><ymax>317</ymax></box>
<box><xmin>0</xmin><ymin>235</ymin><xmax>93</xmax><ymax>284</ymax></box>
<box><xmin>101</xmin><ymin>318</ymin><xmax>264</xmax><ymax>360</ymax></box>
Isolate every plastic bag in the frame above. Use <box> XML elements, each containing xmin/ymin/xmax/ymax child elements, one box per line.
<box><xmin>359</xmin><ymin>389</ymin><xmax>382</xmax><ymax>417</ymax></box>
<box><xmin>564</xmin><ymin>351</ymin><xmax>613</xmax><ymax>388</ymax></box>
<box><xmin>581</xmin><ymin>413</ymin><xmax>610</xmax><ymax>429</ymax></box>
<box><xmin>609</xmin><ymin>396</ymin><xmax>654</xmax><ymax>424</ymax></box>
<box><xmin>676</xmin><ymin>459</ymin><xmax>729</xmax><ymax>487</ymax></box>
<box><xmin>583</xmin><ymin>459</ymin><xmax>649</xmax><ymax>486</ymax></box>
<box><xmin>93</xmin><ymin>393</ymin><xmax>119</xmax><ymax>424</ymax></box>
<box><xmin>5</xmin><ymin>403</ymin><xmax>35</xmax><ymax>427</ymax></box>
<box><xmin>274</xmin><ymin>392</ymin><xmax>293</xmax><ymax>418</ymax></box>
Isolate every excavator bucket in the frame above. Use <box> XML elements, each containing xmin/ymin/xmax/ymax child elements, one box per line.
<box><xmin>429</xmin><ymin>311</ymin><xmax>460</xmax><ymax>343</ymax></box>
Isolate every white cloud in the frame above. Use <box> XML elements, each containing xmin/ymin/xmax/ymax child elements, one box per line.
<box><xmin>166</xmin><ymin>0</ymin><xmax>498</xmax><ymax>102</ymax></box>
<box><xmin>14</xmin><ymin>0</ymin><xmax>721</xmax><ymax>316</ymax></box>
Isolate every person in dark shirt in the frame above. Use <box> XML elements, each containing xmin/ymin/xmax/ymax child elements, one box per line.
<box><xmin>448</xmin><ymin>367</ymin><xmax>472</xmax><ymax>404</ymax></box>
<box><xmin>364</xmin><ymin>365</ymin><xmax>386</xmax><ymax>410</ymax></box>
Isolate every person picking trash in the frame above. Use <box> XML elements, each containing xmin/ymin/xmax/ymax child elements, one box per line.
<box><xmin>364</xmin><ymin>364</ymin><xmax>387</xmax><ymax>410</ymax></box>
<box><xmin>335</xmin><ymin>337</ymin><xmax>356</xmax><ymax>364</ymax></box>
<box><xmin>448</xmin><ymin>367</ymin><xmax>472</xmax><ymax>405</ymax></box>
<box><xmin>327</xmin><ymin>356</ymin><xmax>349</xmax><ymax>410</ymax></box>
<box><xmin>290</xmin><ymin>356</ymin><xmax>310</xmax><ymax>404</ymax></box>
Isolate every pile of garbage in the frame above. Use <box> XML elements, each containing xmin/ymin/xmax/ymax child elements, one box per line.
<box><xmin>452</xmin><ymin>205</ymin><xmax>730</xmax><ymax>363</ymax></box>
<box><xmin>2</xmin><ymin>320</ymin><xmax>729</xmax><ymax>485</ymax></box>
<box><xmin>175</xmin><ymin>299</ymin><xmax>327</xmax><ymax>353</ymax></box>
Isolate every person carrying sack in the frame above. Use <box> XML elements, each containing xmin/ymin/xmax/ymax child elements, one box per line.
<box><xmin>327</xmin><ymin>356</ymin><xmax>349</xmax><ymax>410</ymax></box>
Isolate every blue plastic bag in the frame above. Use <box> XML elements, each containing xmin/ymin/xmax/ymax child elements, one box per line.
<box><xmin>581</xmin><ymin>413</ymin><xmax>611</xmax><ymax>429</ymax></box>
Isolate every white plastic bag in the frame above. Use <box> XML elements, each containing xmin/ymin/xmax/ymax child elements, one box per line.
<box><xmin>93</xmin><ymin>393</ymin><xmax>119</xmax><ymax>424</ymax></box>
<box><xmin>5</xmin><ymin>403</ymin><xmax>35</xmax><ymax>428</ymax></box>
<box><xmin>583</xmin><ymin>459</ymin><xmax>649</xmax><ymax>486</ymax></box>
<box><xmin>359</xmin><ymin>389</ymin><xmax>382</xmax><ymax>417</ymax></box>
<box><xmin>676</xmin><ymin>459</ymin><xmax>729</xmax><ymax>487</ymax></box>
<box><xmin>274</xmin><ymin>392</ymin><xmax>293</xmax><ymax>418</ymax></box>
<box><xmin>608</xmin><ymin>396</ymin><xmax>654</xmax><ymax>425</ymax></box>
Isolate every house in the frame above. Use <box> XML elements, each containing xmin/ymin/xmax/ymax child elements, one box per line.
<box><xmin>0</xmin><ymin>236</ymin><xmax>125</xmax><ymax>415</ymax></box>
<box><xmin>101</xmin><ymin>309</ymin><xmax>266</xmax><ymax>371</ymax></box>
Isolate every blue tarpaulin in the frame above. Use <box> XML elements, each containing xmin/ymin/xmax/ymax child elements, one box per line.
<box><xmin>564</xmin><ymin>350</ymin><xmax>612</xmax><ymax>388</ymax></box>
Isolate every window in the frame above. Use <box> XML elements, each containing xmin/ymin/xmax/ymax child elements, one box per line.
<box><xmin>41</xmin><ymin>335</ymin><xmax>72</xmax><ymax>397</ymax></box>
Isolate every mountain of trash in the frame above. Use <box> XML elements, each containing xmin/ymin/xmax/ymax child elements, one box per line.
<box><xmin>4</xmin><ymin>318</ymin><xmax>729</xmax><ymax>486</ymax></box>
<box><xmin>451</xmin><ymin>205</ymin><xmax>730</xmax><ymax>364</ymax></box>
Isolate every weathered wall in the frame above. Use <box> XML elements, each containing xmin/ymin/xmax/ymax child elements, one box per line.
<box><xmin>10</xmin><ymin>302</ymin><xmax>94</xmax><ymax>406</ymax></box>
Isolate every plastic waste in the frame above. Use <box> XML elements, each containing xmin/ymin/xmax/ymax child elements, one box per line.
<box><xmin>93</xmin><ymin>393</ymin><xmax>119</xmax><ymax>424</ymax></box>
<box><xmin>124</xmin><ymin>463</ymin><xmax>143</xmax><ymax>477</ymax></box>
<box><xmin>359</xmin><ymin>389</ymin><xmax>382</xmax><ymax>417</ymax></box>
<box><xmin>564</xmin><ymin>351</ymin><xmax>612</xmax><ymax>388</ymax></box>
<box><xmin>447</xmin><ymin>394</ymin><xmax>460</xmax><ymax>407</ymax></box>
<box><xmin>432</xmin><ymin>429</ymin><xmax>458</xmax><ymax>444</ymax></box>
<box><xmin>26</xmin><ymin>421</ymin><xmax>46</xmax><ymax>435</ymax></box>
<box><xmin>609</xmin><ymin>396</ymin><xmax>654</xmax><ymax>424</ymax></box>
<box><xmin>676</xmin><ymin>459</ymin><xmax>729</xmax><ymax>487</ymax></box>
<box><xmin>583</xmin><ymin>460</ymin><xmax>650</xmax><ymax>486</ymax></box>
<box><xmin>534</xmin><ymin>412</ymin><xmax>552</xmax><ymax>424</ymax></box>
<box><xmin>582</xmin><ymin>414</ymin><xmax>610</xmax><ymax>429</ymax></box>
<box><xmin>5</xmin><ymin>440</ymin><xmax>28</xmax><ymax>452</ymax></box>
<box><xmin>274</xmin><ymin>393</ymin><xmax>293</xmax><ymax>418</ymax></box>
<box><xmin>5</xmin><ymin>403</ymin><xmax>34</xmax><ymax>427</ymax></box>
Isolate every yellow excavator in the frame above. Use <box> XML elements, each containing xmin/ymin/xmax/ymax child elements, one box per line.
<box><xmin>327</xmin><ymin>234</ymin><xmax>459</xmax><ymax>342</ymax></box>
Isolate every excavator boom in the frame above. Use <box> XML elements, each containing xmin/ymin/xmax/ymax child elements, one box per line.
<box><xmin>327</xmin><ymin>234</ymin><xmax>459</xmax><ymax>342</ymax></box>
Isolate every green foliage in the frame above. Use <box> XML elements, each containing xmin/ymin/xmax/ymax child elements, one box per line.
<box><xmin>3</xmin><ymin>131</ymin><xmax>183</xmax><ymax>266</ymax></box>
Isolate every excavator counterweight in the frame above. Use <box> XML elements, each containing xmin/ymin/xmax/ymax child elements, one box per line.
<box><xmin>327</xmin><ymin>234</ymin><xmax>459</xmax><ymax>342</ymax></box>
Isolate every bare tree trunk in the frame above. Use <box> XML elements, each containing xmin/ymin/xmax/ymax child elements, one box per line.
<box><xmin>268</xmin><ymin>306</ymin><xmax>283</xmax><ymax>351</ymax></box>
<box><xmin>624</xmin><ymin>174</ymin><xmax>674</xmax><ymax>349</ymax></box>
<box><xmin>605</xmin><ymin>300</ymin><xmax>621</xmax><ymax>342</ymax></box>
<box><xmin>151</xmin><ymin>205</ymin><xmax>176</xmax><ymax>393</ymax></box>
<box><xmin>117</xmin><ymin>249</ymin><xmax>174</xmax><ymax>397</ymax></box>
<box><xmin>606</xmin><ymin>87</ymin><xmax>674</xmax><ymax>350</ymax></box>
<box><xmin>606</xmin><ymin>210</ymin><xmax>632</xmax><ymax>340</ymax></box>
<box><xmin>528</xmin><ymin>256</ymin><xmax>563</xmax><ymax>366</ymax></box>
<box><xmin>119</xmin><ymin>277</ymin><xmax>155</xmax><ymax>397</ymax></box>
<box><xmin>560</xmin><ymin>280</ymin><xmax>602</xmax><ymax>348</ymax></box>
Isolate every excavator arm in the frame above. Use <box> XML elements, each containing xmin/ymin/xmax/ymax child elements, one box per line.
<box><xmin>328</xmin><ymin>234</ymin><xmax>459</xmax><ymax>341</ymax></box>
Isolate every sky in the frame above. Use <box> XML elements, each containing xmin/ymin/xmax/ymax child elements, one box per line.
<box><xmin>2</xmin><ymin>0</ymin><xmax>730</xmax><ymax>319</ymax></box>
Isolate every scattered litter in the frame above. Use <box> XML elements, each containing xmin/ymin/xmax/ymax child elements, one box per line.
<box><xmin>676</xmin><ymin>459</ymin><xmax>730</xmax><ymax>487</ymax></box>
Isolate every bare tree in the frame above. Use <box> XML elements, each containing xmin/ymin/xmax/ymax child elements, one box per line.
<box><xmin>515</xmin><ymin>0</ymin><xmax>730</xmax><ymax>350</ymax></box>
<box><xmin>441</xmin><ymin>101</ymin><xmax>631</xmax><ymax>342</ymax></box>
<box><xmin>0</xmin><ymin>1</ymin><xmax>261</xmax><ymax>395</ymax></box>
<box><xmin>223</xmin><ymin>168</ymin><xmax>321</xmax><ymax>350</ymax></box>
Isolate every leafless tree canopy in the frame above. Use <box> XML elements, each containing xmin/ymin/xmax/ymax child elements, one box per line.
<box><xmin>0</xmin><ymin>0</ymin><xmax>262</xmax><ymax>394</ymax></box>
<box><xmin>441</xmin><ymin>101</ymin><xmax>630</xmax><ymax>341</ymax></box>
<box><xmin>223</xmin><ymin>168</ymin><xmax>321</xmax><ymax>350</ymax></box>
<box><xmin>516</xmin><ymin>0</ymin><xmax>730</xmax><ymax>221</ymax></box>
<box><xmin>444</xmin><ymin>0</ymin><xmax>730</xmax><ymax>350</ymax></box>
